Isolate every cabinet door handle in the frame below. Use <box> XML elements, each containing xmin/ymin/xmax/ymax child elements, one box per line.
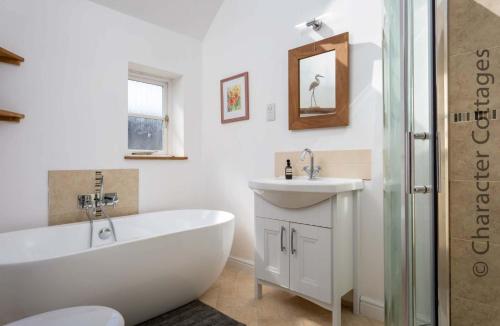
<box><xmin>280</xmin><ymin>226</ymin><xmax>286</xmax><ymax>252</ymax></box>
<box><xmin>291</xmin><ymin>228</ymin><xmax>296</xmax><ymax>255</ymax></box>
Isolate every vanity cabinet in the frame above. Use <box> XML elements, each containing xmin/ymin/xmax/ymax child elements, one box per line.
<box><xmin>290</xmin><ymin>222</ymin><xmax>332</xmax><ymax>303</ymax></box>
<box><xmin>251</xmin><ymin>183</ymin><xmax>362</xmax><ymax>326</ymax></box>
<box><xmin>255</xmin><ymin>218</ymin><xmax>332</xmax><ymax>303</ymax></box>
<box><xmin>255</xmin><ymin>217</ymin><xmax>290</xmax><ymax>288</ymax></box>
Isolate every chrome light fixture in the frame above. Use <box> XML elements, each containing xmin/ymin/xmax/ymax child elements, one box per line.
<box><xmin>306</xmin><ymin>18</ymin><xmax>323</xmax><ymax>31</ymax></box>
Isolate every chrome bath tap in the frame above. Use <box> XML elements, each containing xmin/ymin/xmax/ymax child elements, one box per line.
<box><xmin>78</xmin><ymin>175</ymin><xmax>119</xmax><ymax>247</ymax></box>
<box><xmin>300</xmin><ymin>148</ymin><xmax>321</xmax><ymax>179</ymax></box>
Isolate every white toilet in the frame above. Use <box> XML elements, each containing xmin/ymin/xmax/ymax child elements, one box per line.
<box><xmin>5</xmin><ymin>306</ymin><xmax>124</xmax><ymax>326</ymax></box>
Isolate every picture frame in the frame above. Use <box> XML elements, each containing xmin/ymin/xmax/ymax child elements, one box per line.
<box><xmin>220</xmin><ymin>72</ymin><xmax>249</xmax><ymax>124</ymax></box>
<box><xmin>288</xmin><ymin>32</ymin><xmax>349</xmax><ymax>130</ymax></box>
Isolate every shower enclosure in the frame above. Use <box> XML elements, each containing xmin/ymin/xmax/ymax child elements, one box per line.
<box><xmin>383</xmin><ymin>0</ymin><xmax>443</xmax><ymax>324</ymax></box>
<box><xmin>385</xmin><ymin>0</ymin><xmax>500</xmax><ymax>324</ymax></box>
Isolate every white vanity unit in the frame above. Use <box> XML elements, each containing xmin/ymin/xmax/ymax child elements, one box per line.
<box><xmin>249</xmin><ymin>177</ymin><xmax>364</xmax><ymax>326</ymax></box>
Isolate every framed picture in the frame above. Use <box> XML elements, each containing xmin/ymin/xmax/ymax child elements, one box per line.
<box><xmin>288</xmin><ymin>33</ymin><xmax>349</xmax><ymax>130</ymax></box>
<box><xmin>220</xmin><ymin>72</ymin><xmax>249</xmax><ymax>124</ymax></box>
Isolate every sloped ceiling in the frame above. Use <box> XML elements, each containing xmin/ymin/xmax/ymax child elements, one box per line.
<box><xmin>89</xmin><ymin>0</ymin><xmax>224</xmax><ymax>40</ymax></box>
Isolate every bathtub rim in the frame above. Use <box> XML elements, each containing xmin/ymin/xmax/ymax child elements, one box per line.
<box><xmin>0</xmin><ymin>209</ymin><xmax>235</xmax><ymax>267</ymax></box>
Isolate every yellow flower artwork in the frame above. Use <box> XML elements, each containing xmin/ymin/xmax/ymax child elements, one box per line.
<box><xmin>220</xmin><ymin>72</ymin><xmax>249</xmax><ymax>124</ymax></box>
<box><xmin>227</xmin><ymin>85</ymin><xmax>241</xmax><ymax>112</ymax></box>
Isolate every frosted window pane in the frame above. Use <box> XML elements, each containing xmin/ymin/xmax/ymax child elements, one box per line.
<box><xmin>128</xmin><ymin>117</ymin><xmax>163</xmax><ymax>150</ymax></box>
<box><xmin>128</xmin><ymin>80</ymin><xmax>163</xmax><ymax>116</ymax></box>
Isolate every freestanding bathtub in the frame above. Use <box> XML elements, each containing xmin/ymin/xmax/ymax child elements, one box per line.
<box><xmin>0</xmin><ymin>209</ymin><xmax>235</xmax><ymax>325</ymax></box>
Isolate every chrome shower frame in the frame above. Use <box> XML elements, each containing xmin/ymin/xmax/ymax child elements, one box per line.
<box><xmin>435</xmin><ymin>0</ymin><xmax>450</xmax><ymax>324</ymax></box>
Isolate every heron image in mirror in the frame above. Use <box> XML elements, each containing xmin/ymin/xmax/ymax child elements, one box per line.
<box><xmin>298</xmin><ymin>50</ymin><xmax>336</xmax><ymax>117</ymax></box>
<box><xmin>309</xmin><ymin>74</ymin><xmax>324</xmax><ymax>108</ymax></box>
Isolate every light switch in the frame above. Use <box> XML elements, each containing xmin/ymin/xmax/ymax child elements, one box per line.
<box><xmin>266</xmin><ymin>103</ymin><xmax>276</xmax><ymax>121</ymax></box>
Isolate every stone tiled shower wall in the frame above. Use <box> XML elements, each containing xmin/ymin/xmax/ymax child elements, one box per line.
<box><xmin>48</xmin><ymin>169</ymin><xmax>139</xmax><ymax>225</ymax></box>
<box><xmin>449</xmin><ymin>1</ymin><xmax>500</xmax><ymax>324</ymax></box>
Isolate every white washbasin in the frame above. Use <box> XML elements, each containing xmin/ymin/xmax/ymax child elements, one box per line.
<box><xmin>248</xmin><ymin>177</ymin><xmax>364</xmax><ymax>209</ymax></box>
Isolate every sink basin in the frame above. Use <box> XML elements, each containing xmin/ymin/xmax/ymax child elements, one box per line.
<box><xmin>248</xmin><ymin>177</ymin><xmax>364</xmax><ymax>209</ymax></box>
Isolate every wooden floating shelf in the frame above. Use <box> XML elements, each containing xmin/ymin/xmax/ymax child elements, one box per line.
<box><xmin>124</xmin><ymin>154</ymin><xmax>188</xmax><ymax>160</ymax></box>
<box><xmin>0</xmin><ymin>109</ymin><xmax>25</xmax><ymax>122</ymax></box>
<box><xmin>0</xmin><ymin>47</ymin><xmax>24</xmax><ymax>65</ymax></box>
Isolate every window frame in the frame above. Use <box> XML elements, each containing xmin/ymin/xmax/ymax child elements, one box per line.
<box><xmin>127</xmin><ymin>72</ymin><xmax>170</xmax><ymax>154</ymax></box>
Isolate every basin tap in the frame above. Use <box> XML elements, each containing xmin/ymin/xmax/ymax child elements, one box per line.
<box><xmin>300</xmin><ymin>148</ymin><xmax>321</xmax><ymax>179</ymax></box>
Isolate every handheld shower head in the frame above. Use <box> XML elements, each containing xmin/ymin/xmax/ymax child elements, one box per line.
<box><xmin>95</xmin><ymin>174</ymin><xmax>104</xmax><ymax>201</ymax></box>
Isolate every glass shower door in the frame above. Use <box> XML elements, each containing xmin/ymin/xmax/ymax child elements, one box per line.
<box><xmin>383</xmin><ymin>0</ymin><xmax>436</xmax><ymax>324</ymax></box>
<box><xmin>383</xmin><ymin>0</ymin><xmax>407</xmax><ymax>323</ymax></box>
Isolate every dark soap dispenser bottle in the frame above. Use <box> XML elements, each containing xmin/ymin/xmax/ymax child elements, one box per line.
<box><xmin>285</xmin><ymin>159</ymin><xmax>293</xmax><ymax>180</ymax></box>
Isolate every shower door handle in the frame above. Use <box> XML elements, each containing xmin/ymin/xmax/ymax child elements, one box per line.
<box><xmin>405</xmin><ymin>131</ymin><xmax>414</xmax><ymax>194</ymax></box>
<box><xmin>436</xmin><ymin>132</ymin><xmax>442</xmax><ymax>193</ymax></box>
<box><xmin>406</xmin><ymin>131</ymin><xmax>433</xmax><ymax>194</ymax></box>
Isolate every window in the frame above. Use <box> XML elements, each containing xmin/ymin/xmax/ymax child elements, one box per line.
<box><xmin>127</xmin><ymin>75</ymin><xmax>168</xmax><ymax>153</ymax></box>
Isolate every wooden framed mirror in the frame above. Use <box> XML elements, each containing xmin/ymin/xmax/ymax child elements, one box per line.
<box><xmin>288</xmin><ymin>32</ymin><xmax>349</xmax><ymax>130</ymax></box>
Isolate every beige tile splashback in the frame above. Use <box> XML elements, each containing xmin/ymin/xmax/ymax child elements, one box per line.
<box><xmin>275</xmin><ymin>150</ymin><xmax>371</xmax><ymax>180</ymax></box>
<box><xmin>48</xmin><ymin>169</ymin><xmax>139</xmax><ymax>225</ymax></box>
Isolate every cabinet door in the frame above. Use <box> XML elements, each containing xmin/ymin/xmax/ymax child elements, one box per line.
<box><xmin>255</xmin><ymin>217</ymin><xmax>289</xmax><ymax>289</ymax></box>
<box><xmin>290</xmin><ymin>223</ymin><xmax>332</xmax><ymax>303</ymax></box>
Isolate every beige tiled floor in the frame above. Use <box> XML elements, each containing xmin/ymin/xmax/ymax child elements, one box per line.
<box><xmin>199</xmin><ymin>261</ymin><xmax>384</xmax><ymax>326</ymax></box>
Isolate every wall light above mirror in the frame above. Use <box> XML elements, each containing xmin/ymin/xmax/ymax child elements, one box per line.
<box><xmin>289</xmin><ymin>32</ymin><xmax>349</xmax><ymax>130</ymax></box>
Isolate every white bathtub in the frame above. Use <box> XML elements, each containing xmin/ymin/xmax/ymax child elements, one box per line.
<box><xmin>0</xmin><ymin>209</ymin><xmax>235</xmax><ymax>325</ymax></box>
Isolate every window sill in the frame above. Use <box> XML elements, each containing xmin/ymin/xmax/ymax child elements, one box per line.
<box><xmin>124</xmin><ymin>154</ymin><xmax>188</xmax><ymax>160</ymax></box>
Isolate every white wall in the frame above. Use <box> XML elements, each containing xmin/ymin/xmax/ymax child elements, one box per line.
<box><xmin>0</xmin><ymin>0</ymin><xmax>385</xmax><ymax>315</ymax></box>
<box><xmin>0</xmin><ymin>0</ymin><xmax>204</xmax><ymax>232</ymax></box>
<box><xmin>201</xmin><ymin>0</ymin><xmax>384</xmax><ymax>310</ymax></box>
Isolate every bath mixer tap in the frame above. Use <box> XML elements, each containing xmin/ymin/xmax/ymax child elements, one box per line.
<box><xmin>102</xmin><ymin>193</ymin><xmax>119</xmax><ymax>207</ymax></box>
<box><xmin>300</xmin><ymin>148</ymin><xmax>321</xmax><ymax>179</ymax></box>
<box><xmin>78</xmin><ymin>194</ymin><xmax>95</xmax><ymax>210</ymax></box>
<box><xmin>77</xmin><ymin>191</ymin><xmax>119</xmax><ymax>211</ymax></box>
<box><xmin>77</xmin><ymin>175</ymin><xmax>119</xmax><ymax>247</ymax></box>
